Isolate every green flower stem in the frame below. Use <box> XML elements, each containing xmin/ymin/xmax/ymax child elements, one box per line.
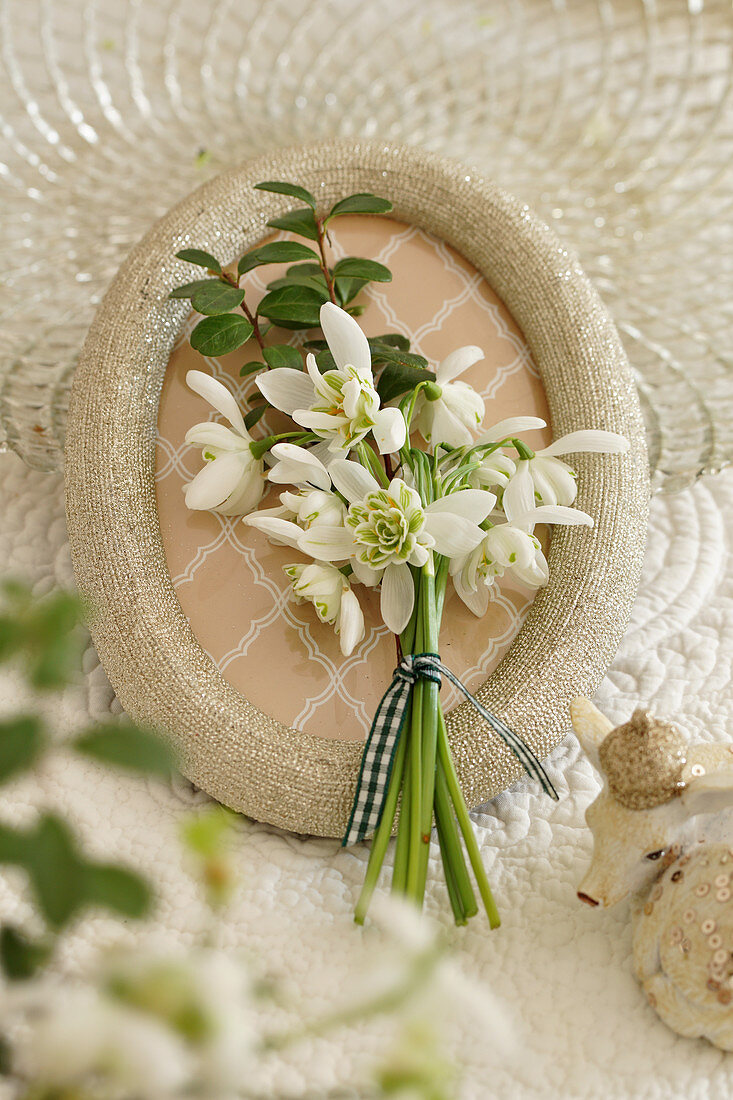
<box><xmin>436</xmin><ymin>710</ymin><xmax>500</xmax><ymax>929</ymax></box>
<box><xmin>354</xmin><ymin>723</ymin><xmax>409</xmax><ymax>925</ymax></box>
<box><xmin>221</xmin><ymin>268</ymin><xmax>266</xmax><ymax>352</ymax></box>
<box><xmin>315</xmin><ymin>217</ymin><xmax>337</xmax><ymax>304</ymax></box>
<box><xmin>406</xmin><ymin>585</ymin><xmax>425</xmax><ymax>903</ymax></box>
<box><xmin>435</xmin><ymin>813</ymin><xmax>466</xmax><ymax>925</ymax></box>
<box><xmin>434</xmin><ymin>766</ymin><xmax>477</xmax><ymax>920</ymax></box>
<box><xmin>249</xmin><ymin>431</ymin><xmax>315</xmax><ymax>460</ymax></box>
<box><xmin>413</xmin><ymin>570</ymin><xmax>439</xmax><ymax>905</ymax></box>
<box><xmin>391</xmin><ymin>761</ymin><xmax>411</xmax><ymax>895</ymax></box>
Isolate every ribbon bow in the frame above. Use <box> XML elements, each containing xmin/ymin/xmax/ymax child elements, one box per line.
<box><xmin>342</xmin><ymin>652</ymin><xmax>558</xmax><ymax>847</ymax></box>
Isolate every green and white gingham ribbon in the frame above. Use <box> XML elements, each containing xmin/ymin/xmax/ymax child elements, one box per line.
<box><xmin>342</xmin><ymin>652</ymin><xmax>559</xmax><ymax>847</ymax></box>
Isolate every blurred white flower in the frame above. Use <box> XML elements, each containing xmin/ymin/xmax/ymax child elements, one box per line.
<box><xmin>102</xmin><ymin>947</ymin><xmax>256</xmax><ymax>1097</ymax></box>
<box><xmin>414</xmin><ymin>345</ymin><xmax>485</xmax><ymax>448</ymax></box>
<box><xmin>3</xmin><ymin>983</ymin><xmax>193</xmax><ymax>1099</ymax></box>
<box><xmin>184</xmin><ymin>370</ymin><xmax>265</xmax><ymax>516</ymax></box>
<box><xmin>284</xmin><ymin>561</ymin><xmax>365</xmax><ymax>655</ymax></box>
<box><xmin>256</xmin><ymin>303</ymin><xmax>406</xmax><ymax>455</ymax></box>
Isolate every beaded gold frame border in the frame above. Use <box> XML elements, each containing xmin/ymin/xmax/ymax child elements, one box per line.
<box><xmin>65</xmin><ymin>140</ymin><xmax>649</xmax><ymax>837</ymax></box>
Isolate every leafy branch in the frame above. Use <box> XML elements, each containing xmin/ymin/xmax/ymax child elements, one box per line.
<box><xmin>169</xmin><ymin>181</ymin><xmax>430</xmax><ymax>438</ymax></box>
<box><xmin>0</xmin><ymin>582</ymin><xmax>176</xmax><ymax>980</ymax></box>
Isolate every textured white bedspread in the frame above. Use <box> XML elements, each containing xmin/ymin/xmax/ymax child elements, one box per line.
<box><xmin>1</xmin><ymin>450</ymin><xmax>732</xmax><ymax>1099</ymax></box>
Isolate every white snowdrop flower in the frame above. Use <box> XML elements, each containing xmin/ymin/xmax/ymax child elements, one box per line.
<box><xmin>450</xmin><ymin>524</ymin><xmax>550</xmax><ymax>616</ymax></box>
<box><xmin>267</xmin><ymin>441</ymin><xmax>331</xmax><ymax>491</ymax></box>
<box><xmin>414</xmin><ymin>346</ymin><xmax>486</xmax><ymax>448</ymax></box>
<box><xmin>279</xmin><ymin>487</ymin><xmax>347</xmax><ymax>529</ymax></box>
<box><xmin>302</xmin><ymin>460</ymin><xmax>493</xmax><ymax>634</ymax></box>
<box><xmin>266</xmin><ymin>442</ymin><xmax>347</xmax><ymax>529</ymax></box>
<box><xmin>523</xmin><ymin>429</ymin><xmax>630</xmax><ymax>507</ymax></box>
<box><xmin>473</xmin><ymin>415</ymin><xmax>547</xmax><ymax>447</ymax></box>
<box><xmin>466</xmin><ymin>450</ymin><xmax>517</xmax><ymax>491</ymax></box>
<box><xmin>256</xmin><ymin>303</ymin><xmax>406</xmax><ymax>455</ymax></box>
<box><xmin>502</xmin><ymin>459</ymin><xmax>595</xmax><ymax>532</ymax></box>
<box><xmin>451</xmin><ymin>450</ymin><xmax>599</xmax><ymax>615</ymax></box>
<box><xmin>184</xmin><ymin>370</ymin><xmax>265</xmax><ymax>516</ymax></box>
<box><xmin>284</xmin><ymin>561</ymin><xmax>365</xmax><ymax>656</ymax></box>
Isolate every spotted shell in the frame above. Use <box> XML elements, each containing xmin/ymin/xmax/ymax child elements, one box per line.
<box><xmin>633</xmin><ymin>843</ymin><xmax>733</xmax><ymax>1048</ymax></box>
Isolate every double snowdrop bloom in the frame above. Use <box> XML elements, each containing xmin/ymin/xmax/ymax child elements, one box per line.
<box><xmin>284</xmin><ymin>561</ymin><xmax>365</xmax><ymax>656</ymax></box>
<box><xmin>256</xmin><ymin>302</ymin><xmax>406</xmax><ymax>456</ymax></box>
<box><xmin>414</xmin><ymin>345</ymin><xmax>486</xmax><ymax>448</ymax></box>
<box><xmin>304</xmin><ymin>461</ymin><xmax>495</xmax><ymax>634</ymax></box>
<box><xmin>184</xmin><ymin>370</ymin><xmax>265</xmax><ymax>517</ymax></box>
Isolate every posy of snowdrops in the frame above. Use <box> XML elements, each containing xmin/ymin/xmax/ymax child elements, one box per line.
<box><xmin>173</xmin><ymin>179</ymin><xmax>629</xmax><ymax>928</ymax></box>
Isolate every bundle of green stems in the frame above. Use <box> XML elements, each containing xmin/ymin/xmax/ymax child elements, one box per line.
<box><xmin>354</xmin><ymin>448</ymin><xmax>501</xmax><ymax>928</ymax></box>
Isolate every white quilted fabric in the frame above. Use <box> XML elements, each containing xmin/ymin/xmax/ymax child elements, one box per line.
<box><xmin>1</xmin><ymin>449</ymin><xmax>732</xmax><ymax>1098</ymax></box>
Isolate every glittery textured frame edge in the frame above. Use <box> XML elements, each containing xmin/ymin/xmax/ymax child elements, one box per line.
<box><xmin>64</xmin><ymin>140</ymin><xmax>649</xmax><ymax>838</ymax></box>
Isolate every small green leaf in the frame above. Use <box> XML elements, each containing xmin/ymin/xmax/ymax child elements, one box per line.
<box><xmin>327</xmin><ymin>193</ymin><xmax>393</xmax><ymax>219</ymax></box>
<box><xmin>175</xmin><ymin>249</ymin><xmax>222</xmax><ymax>274</ymax></box>
<box><xmin>247</xmin><ymin>392</ymin><xmax>268</xmax><ymax>406</ymax></box>
<box><xmin>25</xmin><ymin>815</ymin><xmax>85</xmax><ymax>929</ymax></box>
<box><xmin>191</xmin><ymin>315</ymin><xmax>254</xmax><ymax>357</ymax></box>
<box><xmin>0</xmin><ymin>715</ymin><xmax>45</xmax><ymax>784</ymax></box>
<box><xmin>254</xmin><ymin>241</ymin><xmax>318</xmax><ymax>264</ymax></box>
<box><xmin>347</xmin><ymin>305</ymin><xmax>365</xmax><ymax>317</ymax></box>
<box><xmin>255</xmin><ymin>180</ymin><xmax>317</xmax><ymax>209</ymax></box>
<box><xmin>371</xmin><ymin>347</ymin><xmax>429</xmax><ymax>371</ymax></box>
<box><xmin>0</xmin><ymin>1034</ymin><xmax>11</xmax><ymax>1075</ymax></box>
<box><xmin>168</xmin><ymin>279</ymin><xmax>221</xmax><ymax>300</ymax></box>
<box><xmin>333</xmin><ymin>257</ymin><xmax>392</xmax><ymax>282</ymax></box>
<box><xmin>334</xmin><ymin>276</ymin><xmax>367</xmax><ymax>307</ymax></box>
<box><xmin>237</xmin><ymin>252</ymin><xmax>263</xmax><ymax>277</ymax></box>
<box><xmin>0</xmin><ymin>822</ymin><xmax>29</xmax><ymax>863</ymax></box>
<box><xmin>240</xmin><ymin>361</ymin><xmax>263</xmax><ymax>378</ymax></box>
<box><xmin>0</xmin><ymin>926</ymin><xmax>51</xmax><ymax>980</ymax></box>
<box><xmin>190</xmin><ymin>282</ymin><xmax>245</xmax><ymax>316</ymax></box>
<box><xmin>244</xmin><ymin>405</ymin><xmax>268</xmax><ymax>431</ymax></box>
<box><xmin>267</xmin><ymin>273</ymin><xmax>330</xmax><ymax>297</ymax></box>
<box><xmin>315</xmin><ymin>349</ymin><xmax>336</xmax><ymax>373</ymax></box>
<box><xmin>262</xmin><ymin>345</ymin><xmax>303</xmax><ymax>370</ymax></box>
<box><xmin>370</xmin><ymin>333</ymin><xmax>411</xmax><ymax>351</ymax></box>
<box><xmin>266</xmin><ymin>208</ymin><xmax>319</xmax><ymax>242</ymax></box>
<box><xmin>0</xmin><ymin>616</ymin><xmax>24</xmax><ymax>664</ymax></box>
<box><xmin>377</xmin><ymin>362</ymin><xmax>435</xmax><ymax>404</ymax></box>
<box><xmin>258</xmin><ymin>285</ymin><xmax>326</xmax><ymax>328</ymax></box>
<box><xmin>83</xmin><ymin>863</ymin><xmax>152</xmax><ymax>919</ymax></box>
<box><xmin>73</xmin><ymin>724</ymin><xmax>176</xmax><ymax>776</ymax></box>
<box><xmin>286</xmin><ymin>262</ymin><xmax>323</xmax><ymax>278</ymax></box>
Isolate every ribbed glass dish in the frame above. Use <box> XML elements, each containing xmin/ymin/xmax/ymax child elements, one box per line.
<box><xmin>1</xmin><ymin>0</ymin><xmax>731</xmax><ymax>491</ymax></box>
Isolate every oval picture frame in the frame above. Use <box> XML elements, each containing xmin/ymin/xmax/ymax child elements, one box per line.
<box><xmin>65</xmin><ymin>140</ymin><xmax>649</xmax><ymax>837</ymax></box>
